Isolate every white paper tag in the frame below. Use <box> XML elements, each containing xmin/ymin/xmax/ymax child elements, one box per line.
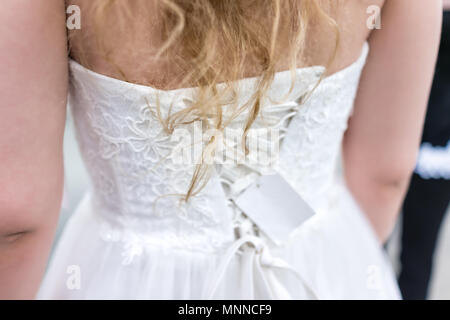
<box><xmin>234</xmin><ymin>173</ymin><xmax>316</xmax><ymax>246</ymax></box>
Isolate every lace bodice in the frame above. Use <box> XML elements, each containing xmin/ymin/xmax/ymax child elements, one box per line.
<box><xmin>68</xmin><ymin>42</ymin><xmax>369</xmax><ymax>262</ymax></box>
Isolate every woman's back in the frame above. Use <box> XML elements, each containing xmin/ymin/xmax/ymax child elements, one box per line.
<box><xmin>67</xmin><ymin>0</ymin><xmax>384</xmax><ymax>88</ymax></box>
<box><xmin>0</xmin><ymin>0</ymin><xmax>442</xmax><ymax>299</ymax></box>
<box><xmin>39</xmin><ymin>0</ymin><xmax>395</xmax><ymax>299</ymax></box>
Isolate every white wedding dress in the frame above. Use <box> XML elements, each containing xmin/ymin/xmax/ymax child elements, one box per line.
<box><xmin>37</xmin><ymin>42</ymin><xmax>401</xmax><ymax>299</ymax></box>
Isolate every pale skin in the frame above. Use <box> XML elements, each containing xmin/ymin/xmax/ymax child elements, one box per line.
<box><xmin>0</xmin><ymin>0</ymin><xmax>442</xmax><ymax>298</ymax></box>
<box><xmin>0</xmin><ymin>0</ymin><xmax>67</xmax><ymax>299</ymax></box>
<box><xmin>344</xmin><ymin>0</ymin><xmax>442</xmax><ymax>242</ymax></box>
<box><xmin>445</xmin><ymin>0</ymin><xmax>450</xmax><ymax>10</ymax></box>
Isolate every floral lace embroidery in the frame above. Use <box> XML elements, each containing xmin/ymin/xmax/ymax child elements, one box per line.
<box><xmin>68</xmin><ymin>42</ymin><xmax>369</xmax><ymax>264</ymax></box>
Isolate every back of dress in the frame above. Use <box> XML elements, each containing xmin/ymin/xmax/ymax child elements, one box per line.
<box><xmin>37</xmin><ymin>38</ymin><xmax>401</xmax><ymax>299</ymax></box>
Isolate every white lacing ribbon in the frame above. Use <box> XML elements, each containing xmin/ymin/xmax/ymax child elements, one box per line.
<box><xmin>202</xmin><ymin>234</ymin><xmax>319</xmax><ymax>299</ymax></box>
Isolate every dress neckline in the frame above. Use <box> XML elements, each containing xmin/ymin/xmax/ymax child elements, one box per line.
<box><xmin>69</xmin><ymin>42</ymin><xmax>369</xmax><ymax>95</ymax></box>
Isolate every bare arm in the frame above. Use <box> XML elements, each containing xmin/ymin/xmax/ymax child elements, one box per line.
<box><xmin>0</xmin><ymin>0</ymin><xmax>68</xmax><ymax>298</ymax></box>
<box><xmin>444</xmin><ymin>0</ymin><xmax>450</xmax><ymax>10</ymax></box>
<box><xmin>343</xmin><ymin>0</ymin><xmax>442</xmax><ymax>243</ymax></box>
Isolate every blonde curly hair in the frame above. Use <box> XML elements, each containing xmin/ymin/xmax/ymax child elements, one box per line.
<box><xmin>73</xmin><ymin>0</ymin><xmax>339</xmax><ymax>201</ymax></box>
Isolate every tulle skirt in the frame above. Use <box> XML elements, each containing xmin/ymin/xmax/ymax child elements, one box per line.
<box><xmin>36</xmin><ymin>181</ymin><xmax>401</xmax><ymax>300</ymax></box>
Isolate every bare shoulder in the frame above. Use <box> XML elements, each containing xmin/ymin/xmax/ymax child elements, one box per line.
<box><xmin>0</xmin><ymin>0</ymin><xmax>67</xmax><ymax>45</ymax></box>
<box><xmin>0</xmin><ymin>0</ymin><xmax>68</xmax><ymax>87</ymax></box>
<box><xmin>365</xmin><ymin>0</ymin><xmax>442</xmax><ymax>82</ymax></box>
<box><xmin>375</xmin><ymin>0</ymin><xmax>442</xmax><ymax>41</ymax></box>
<box><xmin>444</xmin><ymin>0</ymin><xmax>450</xmax><ymax>10</ymax></box>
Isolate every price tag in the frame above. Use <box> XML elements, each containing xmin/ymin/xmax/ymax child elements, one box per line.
<box><xmin>234</xmin><ymin>173</ymin><xmax>316</xmax><ymax>246</ymax></box>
